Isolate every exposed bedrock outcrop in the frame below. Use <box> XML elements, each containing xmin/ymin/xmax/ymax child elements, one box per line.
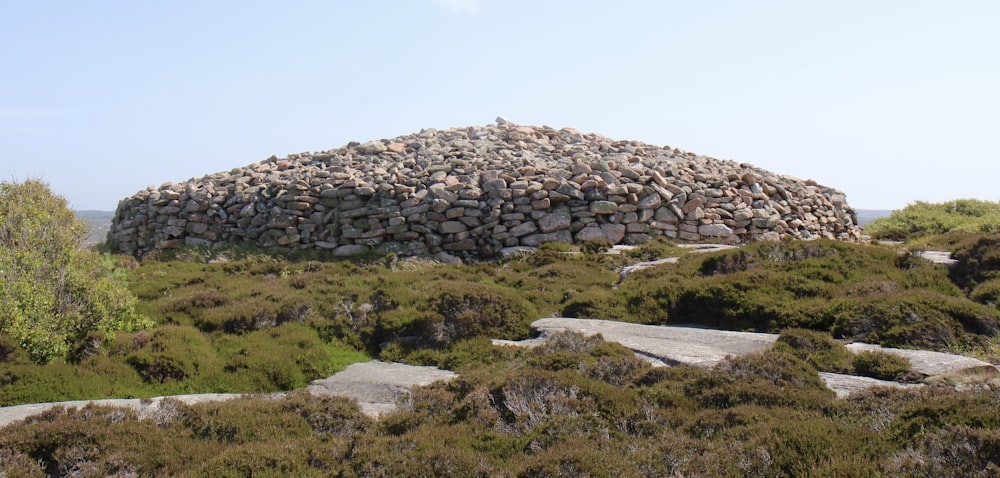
<box><xmin>108</xmin><ymin>120</ymin><xmax>861</xmax><ymax>258</ymax></box>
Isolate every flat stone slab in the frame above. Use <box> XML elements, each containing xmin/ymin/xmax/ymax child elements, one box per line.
<box><xmin>0</xmin><ymin>393</ymin><xmax>243</xmax><ymax>429</ymax></box>
<box><xmin>818</xmin><ymin>372</ymin><xmax>923</xmax><ymax>398</ymax></box>
<box><xmin>618</xmin><ymin>257</ymin><xmax>679</xmax><ymax>280</ymax></box>
<box><xmin>515</xmin><ymin>318</ymin><xmax>997</xmax><ymax>398</ymax></box>
<box><xmin>307</xmin><ymin>361</ymin><xmax>458</xmax><ymax>417</ymax></box>
<box><xmin>915</xmin><ymin>250</ymin><xmax>958</xmax><ymax>267</ymax></box>
<box><xmin>845</xmin><ymin>343</ymin><xmax>995</xmax><ymax>377</ymax></box>
<box><xmin>528</xmin><ymin>318</ymin><xmax>778</xmax><ymax>368</ymax></box>
<box><xmin>617</xmin><ymin>244</ymin><xmax>737</xmax><ymax>280</ymax></box>
<box><xmin>0</xmin><ymin>361</ymin><xmax>459</xmax><ymax>428</ymax></box>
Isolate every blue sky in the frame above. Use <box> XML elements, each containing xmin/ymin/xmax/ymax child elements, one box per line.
<box><xmin>2</xmin><ymin>1</ymin><xmax>997</xmax><ymax>211</ymax></box>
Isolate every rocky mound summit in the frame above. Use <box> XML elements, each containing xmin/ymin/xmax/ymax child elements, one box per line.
<box><xmin>108</xmin><ymin>119</ymin><xmax>861</xmax><ymax>258</ymax></box>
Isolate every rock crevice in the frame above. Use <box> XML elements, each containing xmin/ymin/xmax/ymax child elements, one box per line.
<box><xmin>109</xmin><ymin>121</ymin><xmax>861</xmax><ymax>258</ymax></box>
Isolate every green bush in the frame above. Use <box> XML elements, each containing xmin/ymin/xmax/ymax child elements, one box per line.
<box><xmin>0</xmin><ymin>179</ymin><xmax>151</xmax><ymax>362</ymax></box>
<box><xmin>828</xmin><ymin>291</ymin><xmax>1000</xmax><ymax>348</ymax></box>
<box><xmin>774</xmin><ymin>328</ymin><xmax>854</xmax><ymax>373</ymax></box>
<box><xmin>949</xmin><ymin>233</ymin><xmax>1000</xmax><ymax>291</ymax></box>
<box><xmin>851</xmin><ymin>350</ymin><xmax>912</xmax><ymax>381</ymax></box>
<box><xmin>971</xmin><ymin>279</ymin><xmax>1000</xmax><ymax>309</ymax></box>
<box><xmin>417</xmin><ymin>282</ymin><xmax>536</xmax><ymax>346</ymax></box>
<box><xmin>866</xmin><ymin>199</ymin><xmax>1000</xmax><ymax>241</ymax></box>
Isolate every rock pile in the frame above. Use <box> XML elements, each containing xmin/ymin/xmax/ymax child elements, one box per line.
<box><xmin>108</xmin><ymin>120</ymin><xmax>861</xmax><ymax>258</ymax></box>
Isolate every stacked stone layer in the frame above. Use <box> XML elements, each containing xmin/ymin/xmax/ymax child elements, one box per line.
<box><xmin>108</xmin><ymin>122</ymin><xmax>861</xmax><ymax>258</ymax></box>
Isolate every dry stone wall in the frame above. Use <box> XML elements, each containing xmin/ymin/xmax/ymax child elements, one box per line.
<box><xmin>108</xmin><ymin>121</ymin><xmax>861</xmax><ymax>258</ymax></box>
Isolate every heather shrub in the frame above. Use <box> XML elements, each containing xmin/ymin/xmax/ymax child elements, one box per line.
<box><xmin>691</xmin><ymin>351</ymin><xmax>833</xmax><ymax>409</ymax></box>
<box><xmin>829</xmin><ymin>291</ymin><xmax>1000</xmax><ymax>348</ymax></box>
<box><xmin>886</xmin><ymin>425</ymin><xmax>1000</xmax><ymax>477</ymax></box>
<box><xmin>222</xmin><ymin>323</ymin><xmax>367</xmax><ymax>391</ymax></box>
<box><xmin>949</xmin><ymin>233</ymin><xmax>1000</xmax><ymax>291</ymax></box>
<box><xmin>417</xmin><ymin>281</ymin><xmax>536</xmax><ymax>346</ymax></box>
<box><xmin>183</xmin><ymin>397</ymin><xmax>314</xmax><ymax>444</ymax></box>
<box><xmin>192</xmin><ymin>442</ymin><xmax>318</xmax><ymax>477</ymax></box>
<box><xmin>971</xmin><ymin>279</ymin><xmax>1000</xmax><ymax>309</ymax></box>
<box><xmin>579</xmin><ymin>239</ymin><xmax>612</xmax><ymax>254</ymax></box>
<box><xmin>851</xmin><ymin>350</ymin><xmax>912</xmax><ymax>381</ymax></box>
<box><xmin>774</xmin><ymin>328</ymin><xmax>854</xmax><ymax>373</ymax></box>
<box><xmin>624</xmin><ymin>237</ymin><xmax>684</xmax><ymax>261</ymax></box>
<box><xmin>561</xmin><ymin>288</ymin><xmax>633</xmax><ymax>322</ymax></box>
<box><xmin>0</xmin><ymin>447</ymin><xmax>45</xmax><ymax>477</ymax></box>
<box><xmin>124</xmin><ymin>325</ymin><xmax>216</xmax><ymax>385</ymax></box>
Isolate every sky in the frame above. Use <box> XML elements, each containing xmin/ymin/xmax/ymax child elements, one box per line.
<box><xmin>2</xmin><ymin>1</ymin><xmax>997</xmax><ymax>211</ymax></box>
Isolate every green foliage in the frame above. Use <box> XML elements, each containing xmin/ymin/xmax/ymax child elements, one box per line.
<box><xmin>851</xmin><ymin>350</ymin><xmax>912</xmax><ymax>381</ymax></box>
<box><xmin>624</xmin><ymin>237</ymin><xmax>685</xmax><ymax>261</ymax></box>
<box><xmin>6</xmin><ymin>347</ymin><xmax>1000</xmax><ymax>476</ymax></box>
<box><xmin>5</xmin><ymin>215</ymin><xmax>1000</xmax><ymax>476</ymax></box>
<box><xmin>866</xmin><ymin>199</ymin><xmax>1000</xmax><ymax>241</ymax></box>
<box><xmin>416</xmin><ymin>281</ymin><xmax>536</xmax><ymax>346</ymax></box>
<box><xmin>0</xmin><ymin>179</ymin><xmax>150</xmax><ymax>362</ymax></box>
<box><xmin>537</xmin><ymin>241</ymin><xmax>573</xmax><ymax>252</ymax></box>
<box><xmin>774</xmin><ymin>328</ymin><xmax>854</xmax><ymax>373</ymax></box>
<box><xmin>948</xmin><ymin>233</ymin><xmax>1000</xmax><ymax>292</ymax></box>
<box><xmin>579</xmin><ymin>239</ymin><xmax>612</xmax><ymax>254</ymax></box>
<box><xmin>827</xmin><ymin>291</ymin><xmax>999</xmax><ymax>348</ymax></box>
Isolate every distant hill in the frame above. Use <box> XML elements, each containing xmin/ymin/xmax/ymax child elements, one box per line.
<box><xmin>856</xmin><ymin>209</ymin><xmax>893</xmax><ymax>227</ymax></box>
<box><xmin>75</xmin><ymin>210</ymin><xmax>114</xmax><ymax>248</ymax></box>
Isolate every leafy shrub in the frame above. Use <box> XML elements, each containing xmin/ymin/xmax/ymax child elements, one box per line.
<box><xmin>851</xmin><ymin>350</ymin><xmax>912</xmax><ymax>381</ymax></box>
<box><xmin>0</xmin><ymin>179</ymin><xmax>151</xmax><ymax>362</ymax></box>
<box><xmin>866</xmin><ymin>199</ymin><xmax>1000</xmax><ymax>241</ymax></box>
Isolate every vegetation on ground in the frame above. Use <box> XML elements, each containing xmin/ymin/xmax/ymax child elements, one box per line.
<box><xmin>3</xmin><ymin>181</ymin><xmax>1000</xmax><ymax>475</ymax></box>
<box><xmin>4</xmin><ymin>332</ymin><xmax>1000</xmax><ymax>477</ymax></box>
<box><xmin>866</xmin><ymin>199</ymin><xmax>1000</xmax><ymax>242</ymax></box>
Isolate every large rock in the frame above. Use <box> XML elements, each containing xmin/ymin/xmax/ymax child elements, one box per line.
<box><xmin>497</xmin><ymin>318</ymin><xmax>999</xmax><ymax>398</ymax></box>
<box><xmin>109</xmin><ymin>122</ymin><xmax>862</xmax><ymax>259</ymax></box>
<box><xmin>307</xmin><ymin>361</ymin><xmax>457</xmax><ymax>417</ymax></box>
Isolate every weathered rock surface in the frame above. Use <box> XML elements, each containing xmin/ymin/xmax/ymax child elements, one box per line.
<box><xmin>499</xmin><ymin>318</ymin><xmax>998</xmax><ymax>397</ymax></box>
<box><xmin>617</xmin><ymin>243</ymin><xmax>737</xmax><ymax>280</ymax></box>
<box><xmin>525</xmin><ymin>317</ymin><xmax>779</xmax><ymax>367</ymax></box>
<box><xmin>0</xmin><ymin>393</ymin><xmax>244</xmax><ymax>429</ymax></box>
<box><xmin>914</xmin><ymin>250</ymin><xmax>959</xmax><ymax>267</ymax></box>
<box><xmin>108</xmin><ymin>120</ymin><xmax>861</xmax><ymax>258</ymax></box>
<box><xmin>844</xmin><ymin>343</ymin><xmax>993</xmax><ymax>377</ymax></box>
<box><xmin>0</xmin><ymin>361</ymin><xmax>457</xmax><ymax>428</ymax></box>
<box><xmin>307</xmin><ymin>361</ymin><xmax>458</xmax><ymax>417</ymax></box>
<box><xmin>818</xmin><ymin>373</ymin><xmax>922</xmax><ymax>398</ymax></box>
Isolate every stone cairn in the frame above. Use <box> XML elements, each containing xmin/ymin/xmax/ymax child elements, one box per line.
<box><xmin>108</xmin><ymin>120</ymin><xmax>861</xmax><ymax>259</ymax></box>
